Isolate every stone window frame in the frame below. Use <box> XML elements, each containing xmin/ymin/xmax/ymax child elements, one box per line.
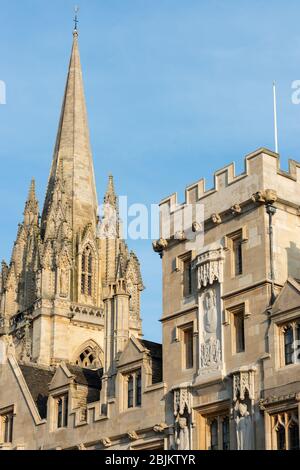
<box><xmin>0</xmin><ymin>405</ymin><xmax>15</xmax><ymax>445</ymax></box>
<box><xmin>224</xmin><ymin>227</ymin><xmax>248</xmax><ymax>279</ymax></box>
<box><xmin>195</xmin><ymin>401</ymin><xmax>231</xmax><ymax>450</ymax></box>
<box><xmin>122</xmin><ymin>369</ymin><xmax>142</xmax><ymax>411</ymax></box>
<box><xmin>224</xmin><ymin>303</ymin><xmax>249</xmax><ymax>355</ymax></box>
<box><xmin>277</xmin><ymin>319</ymin><xmax>300</xmax><ymax>369</ymax></box>
<box><xmin>270</xmin><ymin>408</ymin><xmax>299</xmax><ymax>450</ymax></box>
<box><xmin>177</xmin><ymin>322</ymin><xmax>194</xmax><ymax>371</ymax></box>
<box><xmin>49</xmin><ymin>388</ymin><xmax>70</xmax><ymax>432</ymax></box>
<box><xmin>175</xmin><ymin>251</ymin><xmax>194</xmax><ymax>298</ymax></box>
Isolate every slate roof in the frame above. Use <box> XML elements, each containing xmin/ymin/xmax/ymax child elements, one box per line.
<box><xmin>66</xmin><ymin>364</ymin><xmax>103</xmax><ymax>389</ymax></box>
<box><xmin>19</xmin><ymin>363</ymin><xmax>54</xmax><ymax>419</ymax></box>
<box><xmin>19</xmin><ymin>363</ymin><xmax>103</xmax><ymax>419</ymax></box>
<box><xmin>140</xmin><ymin>339</ymin><xmax>163</xmax><ymax>384</ymax></box>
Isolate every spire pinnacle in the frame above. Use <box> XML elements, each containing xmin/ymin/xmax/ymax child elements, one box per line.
<box><xmin>104</xmin><ymin>174</ymin><xmax>117</xmax><ymax>208</ymax></box>
<box><xmin>28</xmin><ymin>178</ymin><xmax>36</xmax><ymax>202</ymax></box>
<box><xmin>73</xmin><ymin>6</ymin><xmax>79</xmax><ymax>35</ymax></box>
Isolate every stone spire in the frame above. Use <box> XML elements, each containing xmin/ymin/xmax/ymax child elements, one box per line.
<box><xmin>41</xmin><ymin>30</ymin><xmax>98</xmax><ymax>237</ymax></box>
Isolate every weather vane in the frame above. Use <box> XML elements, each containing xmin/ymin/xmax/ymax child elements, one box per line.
<box><xmin>74</xmin><ymin>6</ymin><xmax>79</xmax><ymax>32</ymax></box>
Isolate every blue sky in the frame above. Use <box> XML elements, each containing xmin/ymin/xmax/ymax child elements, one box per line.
<box><xmin>1</xmin><ymin>0</ymin><xmax>300</xmax><ymax>343</ymax></box>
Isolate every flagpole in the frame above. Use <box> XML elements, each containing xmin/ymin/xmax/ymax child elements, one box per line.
<box><xmin>273</xmin><ymin>81</ymin><xmax>278</xmax><ymax>154</ymax></box>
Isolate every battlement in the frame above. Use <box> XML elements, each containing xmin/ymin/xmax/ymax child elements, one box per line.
<box><xmin>159</xmin><ymin>148</ymin><xmax>300</xmax><ymax>221</ymax></box>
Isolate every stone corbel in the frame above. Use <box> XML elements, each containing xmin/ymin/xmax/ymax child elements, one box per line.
<box><xmin>153</xmin><ymin>422</ymin><xmax>168</xmax><ymax>433</ymax></box>
<box><xmin>174</xmin><ymin>231</ymin><xmax>186</xmax><ymax>241</ymax></box>
<box><xmin>101</xmin><ymin>437</ymin><xmax>112</xmax><ymax>448</ymax></box>
<box><xmin>251</xmin><ymin>189</ymin><xmax>277</xmax><ymax>205</ymax></box>
<box><xmin>127</xmin><ymin>431</ymin><xmax>139</xmax><ymax>441</ymax></box>
<box><xmin>230</xmin><ymin>204</ymin><xmax>242</xmax><ymax>216</ymax></box>
<box><xmin>211</xmin><ymin>213</ymin><xmax>222</xmax><ymax>225</ymax></box>
<box><xmin>152</xmin><ymin>238</ymin><xmax>168</xmax><ymax>257</ymax></box>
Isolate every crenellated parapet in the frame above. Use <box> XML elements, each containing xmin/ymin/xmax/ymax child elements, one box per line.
<box><xmin>158</xmin><ymin>148</ymin><xmax>300</xmax><ymax>241</ymax></box>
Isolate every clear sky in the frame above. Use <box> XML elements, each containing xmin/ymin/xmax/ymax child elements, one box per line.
<box><xmin>1</xmin><ymin>0</ymin><xmax>300</xmax><ymax>343</ymax></box>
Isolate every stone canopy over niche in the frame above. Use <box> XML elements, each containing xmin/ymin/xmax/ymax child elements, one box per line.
<box><xmin>197</xmin><ymin>246</ymin><xmax>224</xmax><ymax>375</ymax></box>
<box><xmin>196</xmin><ymin>247</ymin><xmax>225</xmax><ymax>289</ymax></box>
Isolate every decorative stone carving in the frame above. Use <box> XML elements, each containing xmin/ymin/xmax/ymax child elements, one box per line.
<box><xmin>234</xmin><ymin>401</ymin><xmax>252</xmax><ymax>450</ymax></box>
<box><xmin>196</xmin><ymin>248</ymin><xmax>225</xmax><ymax>288</ymax></box>
<box><xmin>199</xmin><ymin>287</ymin><xmax>222</xmax><ymax>370</ymax></box>
<box><xmin>153</xmin><ymin>423</ymin><xmax>168</xmax><ymax>433</ymax></box>
<box><xmin>251</xmin><ymin>189</ymin><xmax>277</xmax><ymax>205</ymax></box>
<box><xmin>77</xmin><ymin>443</ymin><xmax>86</xmax><ymax>450</ymax></box>
<box><xmin>127</xmin><ymin>431</ymin><xmax>139</xmax><ymax>441</ymax></box>
<box><xmin>233</xmin><ymin>369</ymin><xmax>255</xmax><ymax>403</ymax></box>
<box><xmin>173</xmin><ymin>386</ymin><xmax>192</xmax><ymax>450</ymax></box>
<box><xmin>211</xmin><ymin>213</ymin><xmax>221</xmax><ymax>224</ymax></box>
<box><xmin>192</xmin><ymin>221</ymin><xmax>202</xmax><ymax>233</ymax></box>
<box><xmin>232</xmin><ymin>368</ymin><xmax>256</xmax><ymax>450</ymax></box>
<box><xmin>152</xmin><ymin>238</ymin><xmax>168</xmax><ymax>254</ymax></box>
<box><xmin>230</xmin><ymin>204</ymin><xmax>242</xmax><ymax>215</ymax></box>
<box><xmin>101</xmin><ymin>437</ymin><xmax>112</xmax><ymax>448</ymax></box>
<box><xmin>174</xmin><ymin>387</ymin><xmax>192</xmax><ymax>417</ymax></box>
<box><xmin>174</xmin><ymin>230</ymin><xmax>186</xmax><ymax>241</ymax></box>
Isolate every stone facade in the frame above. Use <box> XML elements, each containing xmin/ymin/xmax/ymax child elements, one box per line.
<box><xmin>1</xmin><ymin>30</ymin><xmax>300</xmax><ymax>451</ymax></box>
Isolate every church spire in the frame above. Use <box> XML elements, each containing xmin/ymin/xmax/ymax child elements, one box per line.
<box><xmin>41</xmin><ymin>30</ymin><xmax>98</xmax><ymax>237</ymax></box>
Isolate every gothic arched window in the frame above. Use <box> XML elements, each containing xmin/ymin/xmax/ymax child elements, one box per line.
<box><xmin>75</xmin><ymin>346</ymin><xmax>101</xmax><ymax>369</ymax></box>
<box><xmin>81</xmin><ymin>246</ymin><xmax>93</xmax><ymax>296</ymax></box>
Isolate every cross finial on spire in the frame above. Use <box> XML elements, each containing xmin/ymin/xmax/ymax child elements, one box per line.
<box><xmin>73</xmin><ymin>6</ymin><xmax>79</xmax><ymax>34</ymax></box>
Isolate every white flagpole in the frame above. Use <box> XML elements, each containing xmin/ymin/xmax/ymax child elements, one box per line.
<box><xmin>273</xmin><ymin>81</ymin><xmax>279</xmax><ymax>154</ymax></box>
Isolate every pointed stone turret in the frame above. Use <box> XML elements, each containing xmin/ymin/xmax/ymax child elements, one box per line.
<box><xmin>104</xmin><ymin>174</ymin><xmax>117</xmax><ymax>208</ymax></box>
<box><xmin>24</xmin><ymin>178</ymin><xmax>39</xmax><ymax>227</ymax></box>
<box><xmin>41</xmin><ymin>30</ymin><xmax>98</xmax><ymax>238</ymax></box>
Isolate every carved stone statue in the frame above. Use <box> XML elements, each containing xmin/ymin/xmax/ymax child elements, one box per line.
<box><xmin>234</xmin><ymin>401</ymin><xmax>252</xmax><ymax>450</ymax></box>
<box><xmin>203</xmin><ymin>289</ymin><xmax>217</xmax><ymax>334</ymax></box>
<box><xmin>200</xmin><ymin>288</ymin><xmax>221</xmax><ymax>369</ymax></box>
<box><xmin>176</xmin><ymin>417</ymin><xmax>190</xmax><ymax>450</ymax></box>
<box><xmin>59</xmin><ymin>267</ymin><xmax>69</xmax><ymax>297</ymax></box>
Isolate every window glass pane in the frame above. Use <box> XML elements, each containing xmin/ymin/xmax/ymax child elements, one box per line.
<box><xmin>183</xmin><ymin>258</ymin><xmax>192</xmax><ymax>296</ymax></box>
<box><xmin>284</xmin><ymin>326</ymin><xmax>294</xmax><ymax>365</ymax></box>
<box><xmin>233</xmin><ymin>238</ymin><xmax>243</xmax><ymax>276</ymax></box>
<box><xmin>276</xmin><ymin>424</ymin><xmax>286</xmax><ymax>450</ymax></box>
<box><xmin>128</xmin><ymin>376</ymin><xmax>134</xmax><ymax>408</ymax></box>
<box><xmin>289</xmin><ymin>423</ymin><xmax>299</xmax><ymax>450</ymax></box>
<box><xmin>234</xmin><ymin>312</ymin><xmax>245</xmax><ymax>353</ymax></box>
<box><xmin>184</xmin><ymin>328</ymin><xmax>193</xmax><ymax>369</ymax></box>
<box><xmin>210</xmin><ymin>419</ymin><xmax>218</xmax><ymax>450</ymax></box>
<box><xmin>63</xmin><ymin>396</ymin><xmax>68</xmax><ymax>427</ymax></box>
<box><xmin>57</xmin><ymin>398</ymin><xmax>63</xmax><ymax>428</ymax></box>
<box><xmin>136</xmin><ymin>372</ymin><xmax>142</xmax><ymax>406</ymax></box>
<box><xmin>222</xmin><ymin>417</ymin><xmax>230</xmax><ymax>450</ymax></box>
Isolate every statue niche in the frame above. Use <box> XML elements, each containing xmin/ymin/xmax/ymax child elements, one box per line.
<box><xmin>199</xmin><ymin>286</ymin><xmax>221</xmax><ymax>371</ymax></box>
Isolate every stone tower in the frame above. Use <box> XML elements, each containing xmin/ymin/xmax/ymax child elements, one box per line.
<box><xmin>0</xmin><ymin>30</ymin><xmax>144</xmax><ymax>373</ymax></box>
